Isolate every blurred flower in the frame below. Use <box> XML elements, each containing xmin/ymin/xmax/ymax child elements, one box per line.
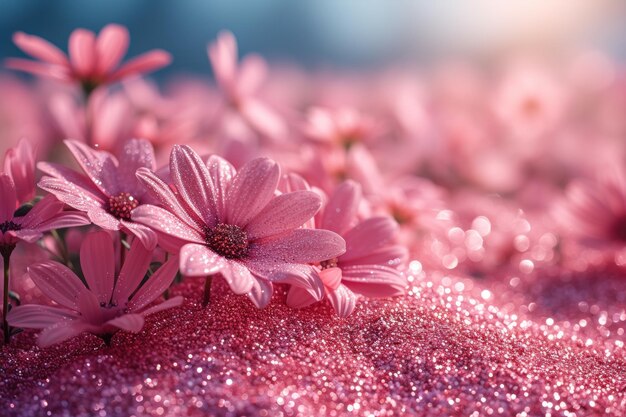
<box><xmin>7</xmin><ymin>231</ymin><xmax>182</xmax><ymax>347</ymax></box>
<box><xmin>287</xmin><ymin>180</ymin><xmax>407</xmax><ymax>317</ymax></box>
<box><xmin>3</xmin><ymin>138</ymin><xmax>36</xmax><ymax>206</ymax></box>
<box><xmin>38</xmin><ymin>139</ymin><xmax>158</xmax><ymax>248</ymax></box>
<box><xmin>132</xmin><ymin>145</ymin><xmax>345</xmax><ymax>308</ymax></box>
<box><xmin>6</xmin><ymin>24</ymin><xmax>171</xmax><ymax>91</ymax></box>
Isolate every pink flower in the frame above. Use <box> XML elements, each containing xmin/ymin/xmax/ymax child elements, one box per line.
<box><xmin>3</xmin><ymin>138</ymin><xmax>37</xmax><ymax>207</ymax></box>
<box><xmin>132</xmin><ymin>145</ymin><xmax>346</xmax><ymax>308</ymax></box>
<box><xmin>557</xmin><ymin>163</ymin><xmax>626</xmax><ymax>246</ymax></box>
<box><xmin>208</xmin><ymin>31</ymin><xmax>286</xmax><ymax>140</ymax></box>
<box><xmin>303</xmin><ymin>106</ymin><xmax>382</xmax><ymax>148</ymax></box>
<box><xmin>38</xmin><ymin>139</ymin><xmax>158</xmax><ymax>249</ymax></box>
<box><xmin>287</xmin><ymin>180</ymin><xmax>407</xmax><ymax>317</ymax></box>
<box><xmin>6</xmin><ymin>24</ymin><xmax>171</xmax><ymax>89</ymax></box>
<box><xmin>7</xmin><ymin>231</ymin><xmax>182</xmax><ymax>347</ymax></box>
<box><xmin>0</xmin><ymin>175</ymin><xmax>89</xmax><ymax>257</ymax></box>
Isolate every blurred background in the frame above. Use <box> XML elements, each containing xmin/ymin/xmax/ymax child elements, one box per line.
<box><xmin>1</xmin><ymin>0</ymin><xmax>626</xmax><ymax>74</ymax></box>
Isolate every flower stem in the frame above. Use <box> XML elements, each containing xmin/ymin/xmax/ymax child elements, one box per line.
<box><xmin>3</xmin><ymin>252</ymin><xmax>11</xmax><ymax>344</ymax></box>
<box><xmin>202</xmin><ymin>275</ymin><xmax>213</xmax><ymax>308</ymax></box>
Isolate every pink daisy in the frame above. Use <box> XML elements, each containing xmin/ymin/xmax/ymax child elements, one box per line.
<box><xmin>7</xmin><ymin>231</ymin><xmax>182</xmax><ymax>347</ymax></box>
<box><xmin>38</xmin><ymin>139</ymin><xmax>159</xmax><ymax>249</ymax></box>
<box><xmin>287</xmin><ymin>180</ymin><xmax>408</xmax><ymax>317</ymax></box>
<box><xmin>208</xmin><ymin>31</ymin><xmax>286</xmax><ymax>140</ymax></box>
<box><xmin>6</xmin><ymin>24</ymin><xmax>171</xmax><ymax>91</ymax></box>
<box><xmin>132</xmin><ymin>145</ymin><xmax>346</xmax><ymax>308</ymax></box>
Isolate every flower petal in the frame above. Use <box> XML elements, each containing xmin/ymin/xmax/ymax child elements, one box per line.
<box><xmin>68</xmin><ymin>28</ymin><xmax>96</xmax><ymax>77</ymax></box>
<box><xmin>225</xmin><ymin>157</ymin><xmax>280</xmax><ymax>227</ymax></box>
<box><xmin>37</xmin><ymin>321</ymin><xmax>89</xmax><ymax>347</ymax></box>
<box><xmin>179</xmin><ymin>244</ymin><xmax>225</xmax><ymax>277</ymax></box>
<box><xmin>246</xmin><ymin>277</ymin><xmax>273</xmax><ymax>309</ymax></box>
<box><xmin>321</xmin><ymin>180</ymin><xmax>361</xmax><ymax>235</ymax></box>
<box><xmin>219</xmin><ymin>260</ymin><xmax>254</xmax><ymax>295</ymax></box>
<box><xmin>341</xmin><ymin>265</ymin><xmax>406</xmax><ymax>298</ymax></box>
<box><xmin>139</xmin><ymin>296</ymin><xmax>183</xmax><ymax>316</ymax></box>
<box><xmin>327</xmin><ymin>285</ymin><xmax>357</xmax><ymax>318</ymax></box>
<box><xmin>0</xmin><ymin>174</ymin><xmax>17</xmax><ymax>222</ymax></box>
<box><xmin>341</xmin><ymin>216</ymin><xmax>399</xmax><ymax>261</ymax></box>
<box><xmin>109</xmin><ymin>50</ymin><xmax>171</xmax><ymax>81</ymax></box>
<box><xmin>206</xmin><ymin>155</ymin><xmax>236</xmax><ymax>221</ymax></box>
<box><xmin>246</xmin><ymin>190</ymin><xmax>321</xmax><ymax>240</ymax></box>
<box><xmin>106</xmin><ymin>314</ymin><xmax>144</xmax><ymax>333</ymax></box>
<box><xmin>95</xmin><ymin>24</ymin><xmax>129</xmax><ymax>75</ymax></box>
<box><xmin>121</xmin><ymin>220</ymin><xmax>158</xmax><ymax>250</ymax></box>
<box><xmin>131</xmin><ymin>204</ymin><xmax>205</xmax><ymax>247</ymax></box>
<box><xmin>250</xmin><ymin>229</ymin><xmax>345</xmax><ymax>264</ymax></box>
<box><xmin>7</xmin><ymin>304</ymin><xmax>78</xmax><ymax>329</ymax></box>
<box><xmin>169</xmin><ymin>145</ymin><xmax>217</xmax><ymax>226</ymax></box>
<box><xmin>13</xmin><ymin>31</ymin><xmax>68</xmax><ymax>65</ymax></box>
<box><xmin>80</xmin><ymin>231</ymin><xmax>115</xmax><ymax>304</ymax></box>
<box><xmin>113</xmin><ymin>237</ymin><xmax>153</xmax><ymax>303</ymax></box>
<box><xmin>28</xmin><ymin>261</ymin><xmax>85</xmax><ymax>310</ymax></box>
<box><xmin>64</xmin><ymin>139</ymin><xmax>120</xmax><ymax>196</ymax></box>
<box><xmin>116</xmin><ymin>138</ymin><xmax>156</xmax><ymax>196</ymax></box>
<box><xmin>128</xmin><ymin>256</ymin><xmax>179</xmax><ymax>311</ymax></box>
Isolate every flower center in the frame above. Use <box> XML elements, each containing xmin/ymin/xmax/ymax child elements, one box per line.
<box><xmin>320</xmin><ymin>258</ymin><xmax>338</xmax><ymax>270</ymax></box>
<box><xmin>107</xmin><ymin>192</ymin><xmax>139</xmax><ymax>220</ymax></box>
<box><xmin>206</xmin><ymin>223</ymin><xmax>249</xmax><ymax>259</ymax></box>
<box><xmin>0</xmin><ymin>221</ymin><xmax>21</xmax><ymax>234</ymax></box>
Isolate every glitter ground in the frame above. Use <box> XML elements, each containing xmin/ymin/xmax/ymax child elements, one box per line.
<box><xmin>1</xmin><ymin>271</ymin><xmax>626</xmax><ymax>417</ymax></box>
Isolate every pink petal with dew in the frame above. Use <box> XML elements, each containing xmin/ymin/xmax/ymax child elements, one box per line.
<box><xmin>37</xmin><ymin>177</ymin><xmax>103</xmax><ymax>213</ymax></box>
<box><xmin>11</xmin><ymin>229</ymin><xmax>42</xmax><ymax>243</ymax></box>
<box><xmin>106</xmin><ymin>314</ymin><xmax>144</xmax><ymax>333</ymax></box>
<box><xmin>4</xmin><ymin>138</ymin><xmax>36</xmax><ymax>205</ymax></box>
<box><xmin>286</xmin><ymin>286</ymin><xmax>318</xmax><ymax>309</ymax></box>
<box><xmin>342</xmin><ymin>216</ymin><xmax>399</xmax><ymax>260</ymax></box>
<box><xmin>28</xmin><ymin>261</ymin><xmax>84</xmax><ymax>310</ymax></box>
<box><xmin>245</xmin><ymin>261</ymin><xmax>323</xmax><ymax>301</ymax></box>
<box><xmin>109</xmin><ymin>50</ymin><xmax>171</xmax><ymax>81</ymax></box>
<box><xmin>132</xmin><ymin>204</ymin><xmax>205</xmax><ymax>245</ymax></box>
<box><xmin>205</xmin><ymin>155</ymin><xmax>236</xmax><ymax>221</ymax></box>
<box><xmin>170</xmin><ymin>145</ymin><xmax>218</xmax><ymax>226</ymax></box>
<box><xmin>95</xmin><ymin>24</ymin><xmax>129</xmax><ymax>75</ymax></box>
<box><xmin>64</xmin><ymin>140</ymin><xmax>120</xmax><ymax>196</ymax></box>
<box><xmin>340</xmin><ymin>245</ymin><xmax>408</xmax><ymax>269</ymax></box>
<box><xmin>37</xmin><ymin>321</ymin><xmax>90</xmax><ymax>347</ymax></box>
<box><xmin>246</xmin><ymin>277</ymin><xmax>273</xmax><ymax>309</ymax></box>
<box><xmin>225</xmin><ymin>157</ymin><xmax>280</xmax><ymax>227</ymax></box>
<box><xmin>116</xmin><ymin>139</ymin><xmax>156</xmax><ymax>195</ymax></box>
<box><xmin>13</xmin><ymin>32</ymin><xmax>68</xmax><ymax>65</ymax></box>
<box><xmin>87</xmin><ymin>209</ymin><xmax>121</xmax><ymax>231</ymax></box>
<box><xmin>38</xmin><ymin>161</ymin><xmax>104</xmax><ymax>199</ymax></box>
<box><xmin>18</xmin><ymin>195</ymin><xmax>64</xmax><ymax>228</ymax></box>
<box><xmin>121</xmin><ymin>220</ymin><xmax>158</xmax><ymax>250</ymax></box>
<box><xmin>180</xmin><ymin>244</ymin><xmax>225</xmax><ymax>277</ymax></box>
<box><xmin>4</xmin><ymin>58</ymin><xmax>71</xmax><ymax>81</ymax></box>
<box><xmin>68</xmin><ymin>28</ymin><xmax>97</xmax><ymax>77</ymax></box>
<box><xmin>321</xmin><ymin>180</ymin><xmax>362</xmax><ymax>235</ymax></box>
<box><xmin>208</xmin><ymin>31</ymin><xmax>237</xmax><ymax>93</ymax></box>
<box><xmin>127</xmin><ymin>256</ymin><xmax>179</xmax><ymax>311</ymax></box>
<box><xmin>250</xmin><ymin>229</ymin><xmax>345</xmax><ymax>264</ymax></box>
<box><xmin>341</xmin><ymin>265</ymin><xmax>407</xmax><ymax>298</ymax></box>
<box><xmin>139</xmin><ymin>296</ymin><xmax>183</xmax><ymax>316</ymax></box>
<box><xmin>246</xmin><ymin>190</ymin><xmax>321</xmax><ymax>240</ymax></box>
<box><xmin>7</xmin><ymin>304</ymin><xmax>78</xmax><ymax>329</ymax></box>
<box><xmin>327</xmin><ymin>284</ymin><xmax>357</xmax><ymax>318</ymax></box>
<box><xmin>218</xmin><ymin>259</ymin><xmax>255</xmax><ymax>295</ymax></box>
<box><xmin>239</xmin><ymin>98</ymin><xmax>286</xmax><ymax>140</ymax></box>
<box><xmin>135</xmin><ymin>167</ymin><xmax>200</xmax><ymax>229</ymax></box>
<box><xmin>80</xmin><ymin>231</ymin><xmax>115</xmax><ymax>304</ymax></box>
<box><xmin>113</xmin><ymin>237</ymin><xmax>152</xmax><ymax>303</ymax></box>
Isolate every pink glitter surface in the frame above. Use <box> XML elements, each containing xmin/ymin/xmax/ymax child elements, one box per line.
<box><xmin>2</xmin><ymin>272</ymin><xmax>625</xmax><ymax>417</ymax></box>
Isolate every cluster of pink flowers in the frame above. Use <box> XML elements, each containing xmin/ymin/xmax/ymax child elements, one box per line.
<box><xmin>1</xmin><ymin>25</ymin><xmax>625</xmax><ymax>348</ymax></box>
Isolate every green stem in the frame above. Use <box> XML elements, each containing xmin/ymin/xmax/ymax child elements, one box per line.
<box><xmin>120</xmin><ymin>231</ymin><xmax>127</xmax><ymax>267</ymax></box>
<box><xmin>3</xmin><ymin>252</ymin><xmax>11</xmax><ymax>344</ymax></box>
<box><xmin>202</xmin><ymin>275</ymin><xmax>213</xmax><ymax>308</ymax></box>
